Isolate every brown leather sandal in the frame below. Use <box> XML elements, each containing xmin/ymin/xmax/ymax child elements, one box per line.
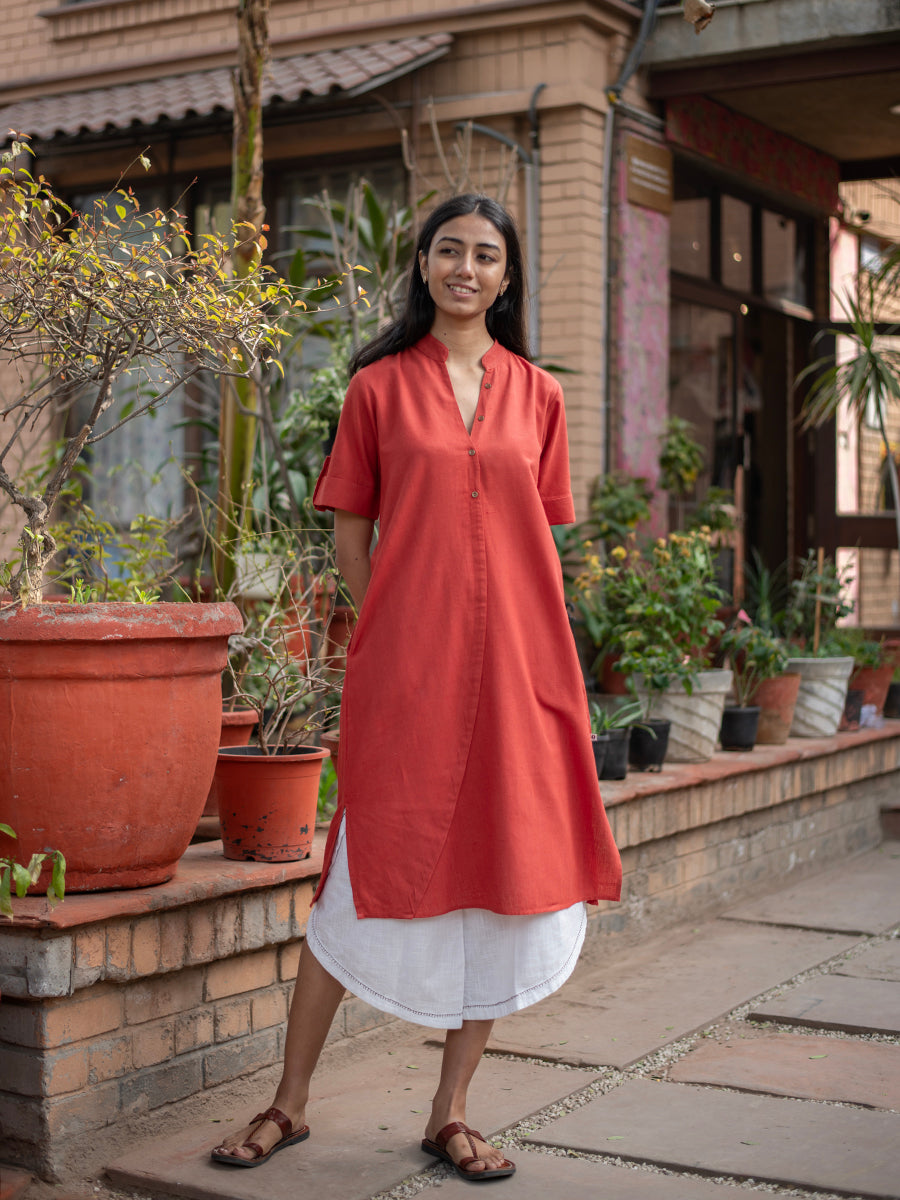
<box><xmin>421</xmin><ymin>1120</ymin><xmax>516</xmax><ymax>1181</ymax></box>
<box><xmin>210</xmin><ymin>1106</ymin><xmax>310</xmax><ymax>1168</ymax></box>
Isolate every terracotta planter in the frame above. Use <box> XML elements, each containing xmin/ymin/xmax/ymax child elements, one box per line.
<box><xmin>849</xmin><ymin>663</ymin><xmax>894</xmax><ymax>715</ymax></box>
<box><xmin>786</xmin><ymin>657</ymin><xmax>854</xmax><ymax>738</ymax></box>
<box><xmin>637</xmin><ymin>669</ymin><xmax>733</xmax><ymax>763</ymax></box>
<box><xmin>597</xmin><ymin>652</ymin><xmax>629</xmax><ymax>695</ymax></box>
<box><xmin>719</xmin><ymin>705</ymin><xmax>760</xmax><ymax>751</ymax></box>
<box><xmin>0</xmin><ymin>601</ymin><xmax>241</xmax><ymax>891</ymax></box>
<box><xmin>214</xmin><ymin>744</ymin><xmax>329</xmax><ymax>862</ymax></box>
<box><xmin>201</xmin><ymin>708</ymin><xmax>258</xmax><ymax>817</ymax></box>
<box><xmin>748</xmin><ymin>672</ymin><xmax>801</xmax><ymax>745</ymax></box>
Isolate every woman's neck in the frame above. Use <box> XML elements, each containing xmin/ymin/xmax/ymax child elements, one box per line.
<box><xmin>429</xmin><ymin>318</ymin><xmax>493</xmax><ymax>367</ymax></box>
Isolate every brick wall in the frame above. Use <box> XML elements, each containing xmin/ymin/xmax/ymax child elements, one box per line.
<box><xmin>596</xmin><ymin>734</ymin><xmax>896</xmax><ymax>940</ymax></box>
<box><xmin>1</xmin><ymin>726</ymin><xmax>898</xmax><ymax>1181</ymax></box>
<box><xmin>0</xmin><ymin>854</ymin><xmax>396</xmax><ymax>1179</ymax></box>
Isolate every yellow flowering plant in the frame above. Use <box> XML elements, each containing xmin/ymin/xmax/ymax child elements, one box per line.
<box><xmin>573</xmin><ymin>529</ymin><xmax>727</xmax><ymax>705</ymax></box>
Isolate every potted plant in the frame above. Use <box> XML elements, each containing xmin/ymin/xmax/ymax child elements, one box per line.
<box><xmin>209</xmin><ymin>528</ymin><xmax>342</xmax><ymax>863</ymax></box>
<box><xmin>588</xmin><ymin>698</ymin><xmax>646</xmax><ymax>780</ymax></box>
<box><xmin>608</xmin><ymin>530</ymin><xmax>729</xmax><ymax>763</ymax></box>
<box><xmin>781</xmin><ymin>550</ymin><xmax>856</xmax><ymax>738</ymax></box>
<box><xmin>0</xmin><ymin>152</ymin><xmax>293</xmax><ymax>891</ymax></box>
<box><xmin>718</xmin><ymin>613</ymin><xmax>791</xmax><ymax>751</ymax></box>
<box><xmin>845</xmin><ymin>633</ymin><xmax>894</xmax><ymax>717</ymax></box>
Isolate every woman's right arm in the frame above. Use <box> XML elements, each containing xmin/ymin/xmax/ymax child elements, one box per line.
<box><xmin>334</xmin><ymin>509</ymin><xmax>376</xmax><ymax>610</ymax></box>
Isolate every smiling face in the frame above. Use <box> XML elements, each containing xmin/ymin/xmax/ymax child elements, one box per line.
<box><xmin>419</xmin><ymin>212</ymin><xmax>510</xmax><ymax>329</ymax></box>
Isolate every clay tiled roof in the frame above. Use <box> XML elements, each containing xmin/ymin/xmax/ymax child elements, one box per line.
<box><xmin>0</xmin><ymin>34</ymin><xmax>452</xmax><ymax>141</ymax></box>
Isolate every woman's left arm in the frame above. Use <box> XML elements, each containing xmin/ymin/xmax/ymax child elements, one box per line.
<box><xmin>334</xmin><ymin>509</ymin><xmax>376</xmax><ymax>610</ymax></box>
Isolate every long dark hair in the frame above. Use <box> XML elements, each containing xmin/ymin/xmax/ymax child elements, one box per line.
<box><xmin>349</xmin><ymin>193</ymin><xmax>530</xmax><ymax>376</ymax></box>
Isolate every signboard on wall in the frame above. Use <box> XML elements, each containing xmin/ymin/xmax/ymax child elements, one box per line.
<box><xmin>625</xmin><ymin>135</ymin><xmax>673</xmax><ymax>214</ymax></box>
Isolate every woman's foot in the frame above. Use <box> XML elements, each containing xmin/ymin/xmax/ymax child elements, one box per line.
<box><xmin>211</xmin><ymin>1105</ymin><xmax>309</xmax><ymax>1167</ymax></box>
<box><xmin>422</xmin><ymin>1119</ymin><xmax>515</xmax><ymax>1179</ymax></box>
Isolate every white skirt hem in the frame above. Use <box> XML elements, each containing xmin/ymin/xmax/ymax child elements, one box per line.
<box><xmin>306</xmin><ymin>816</ymin><xmax>587</xmax><ymax>1030</ymax></box>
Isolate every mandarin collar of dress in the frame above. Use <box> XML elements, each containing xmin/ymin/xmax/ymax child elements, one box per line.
<box><xmin>415</xmin><ymin>332</ymin><xmax>503</xmax><ymax>368</ymax></box>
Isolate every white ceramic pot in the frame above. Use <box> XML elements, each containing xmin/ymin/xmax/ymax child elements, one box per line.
<box><xmin>234</xmin><ymin>548</ymin><xmax>281</xmax><ymax>600</ymax></box>
<box><xmin>637</xmin><ymin>668</ymin><xmax>733</xmax><ymax>763</ymax></box>
<box><xmin>786</xmin><ymin>657</ymin><xmax>854</xmax><ymax>737</ymax></box>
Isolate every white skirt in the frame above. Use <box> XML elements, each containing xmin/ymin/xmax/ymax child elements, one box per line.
<box><xmin>306</xmin><ymin>816</ymin><xmax>587</xmax><ymax>1029</ymax></box>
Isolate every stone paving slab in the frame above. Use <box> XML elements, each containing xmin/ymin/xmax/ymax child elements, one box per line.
<box><xmin>749</xmin><ymin>974</ymin><xmax>900</xmax><ymax>1035</ymax></box>
<box><xmin>668</xmin><ymin>1031</ymin><xmax>900</xmax><ymax>1109</ymax></box>
<box><xmin>479</xmin><ymin>921</ymin><xmax>857</xmax><ymax>1068</ymax></box>
<box><xmin>834</xmin><ymin>939</ymin><xmax>900</xmax><ymax>982</ymax></box>
<box><xmin>724</xmin><ymin>847</ymin><xmax>900</xmax><ymax>935</ymax></box>
<box><xmin>533</xmin><ymin>1078</ymin><xmax>900</xmax><ymax>1199</ymax></box>
<box><xmin>435</xmin><ymin>1148</ymin><xmax>745</xmax><ymax>1198</ymax></box>
<box><xmin>107</xmin><ymin>1040</ymin><xmax>597</xmax><ymax>1200</ymax></box>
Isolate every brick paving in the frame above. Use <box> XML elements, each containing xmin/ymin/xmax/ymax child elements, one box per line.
<box><xmin>101</xmin><ymin>843</ymin><xmax>900</xmax><ymax>1200</ymax></box>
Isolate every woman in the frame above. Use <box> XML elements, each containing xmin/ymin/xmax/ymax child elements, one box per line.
<box><xmin>211</xmin><ymin>194</ymin><xmax>621</xmax><ymax>1181</ymax></box>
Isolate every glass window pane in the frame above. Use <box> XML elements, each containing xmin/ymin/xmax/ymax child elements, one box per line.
<box><xmin>763</xmin><ymin>209</ymin><xmax>806</xmax><ymax>306</ymax></box>
<box><xmin>720</xmin><ymin>195</ymin><xmax>751</xmax><ymax>292</ymax></box>
<box><xmin>669</xmin><ymin>300</ymin><xmax>737</xmax><ymax>499</ymax></box>
<box><xmin>670</xmin><ymin>196</ymin><xmax>710</xmax><ymax>278</ymax></box>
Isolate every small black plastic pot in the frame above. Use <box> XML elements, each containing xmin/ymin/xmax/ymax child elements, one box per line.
<box><xmin>719</xmin><ymin>704</ymin><xmax>761</xmax><ymax>751</ymax></box>
<box><xmin>628</xmin><ymin>719</ymin><xmax>670</xmax><ymax>772</ymax></box>
<box><xmin>841</xmin><ymin>687</ymin><xmax>863</xmax><ymax>730</ymax></box>
<box><xmin>599</xmin><ymin>727</ymin><xmax>631</xmax><ymax>780</ymax></box>
<box><xmin>591</xmin><ymin>733</ymin><xmax>610</xmax><ymax>779</ymax></box>
<box><xmin>885</xmin><ymin>681</ymin><xmax>900</xmax><ymax>719</ymax></box>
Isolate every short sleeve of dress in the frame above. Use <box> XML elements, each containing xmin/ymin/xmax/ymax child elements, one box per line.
<box><xmin>312</xmin><ymin>373</ymin><xmax>380</xmax><ymax>520</ymax></box>
<box><xmin>538</xmin><ymin>382</ymin><xmax>576</xmax><ymax>525</ymax></box>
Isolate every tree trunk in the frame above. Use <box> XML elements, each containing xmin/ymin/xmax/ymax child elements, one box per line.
<box><xmin>215</xmin><ymin>0</ymin><xmax>269</xmax><ymax>591</ymax></box>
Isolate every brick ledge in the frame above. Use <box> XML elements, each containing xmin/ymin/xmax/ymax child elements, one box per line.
<box><xmin>599</xmin><ymin>722</ymin><xmax>900</xmax><ymax>808</ymax></box>
<box><xmin>1</xmin><ymin>831</ymin><xmax>328</xmax><ymax>931</ymax></box>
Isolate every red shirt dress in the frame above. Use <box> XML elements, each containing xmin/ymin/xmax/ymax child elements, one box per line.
<box><xmin>313</xmin><ymin>333</ymin><xmax>622</xmax><ymax>921</ymax></box>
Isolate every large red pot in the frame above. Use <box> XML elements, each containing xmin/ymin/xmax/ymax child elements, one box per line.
<box><xmin>748</xmin><ymin>671</ymin><xmax>801</xmax><ymax>745</ymax></box>
<box><xmin>0</xmin><ymin>601</ymin><xmax>241</xmax><ymax>891</ymax></box>
<box><xmin>849</xmin><ymin>663</ymin><xmax>894</xmax><ymax>715</ymax></box>
<box><xmin>213</xmin><ymin>745</ymin><xmax>329</xmax><ymax>862</ymax></box>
